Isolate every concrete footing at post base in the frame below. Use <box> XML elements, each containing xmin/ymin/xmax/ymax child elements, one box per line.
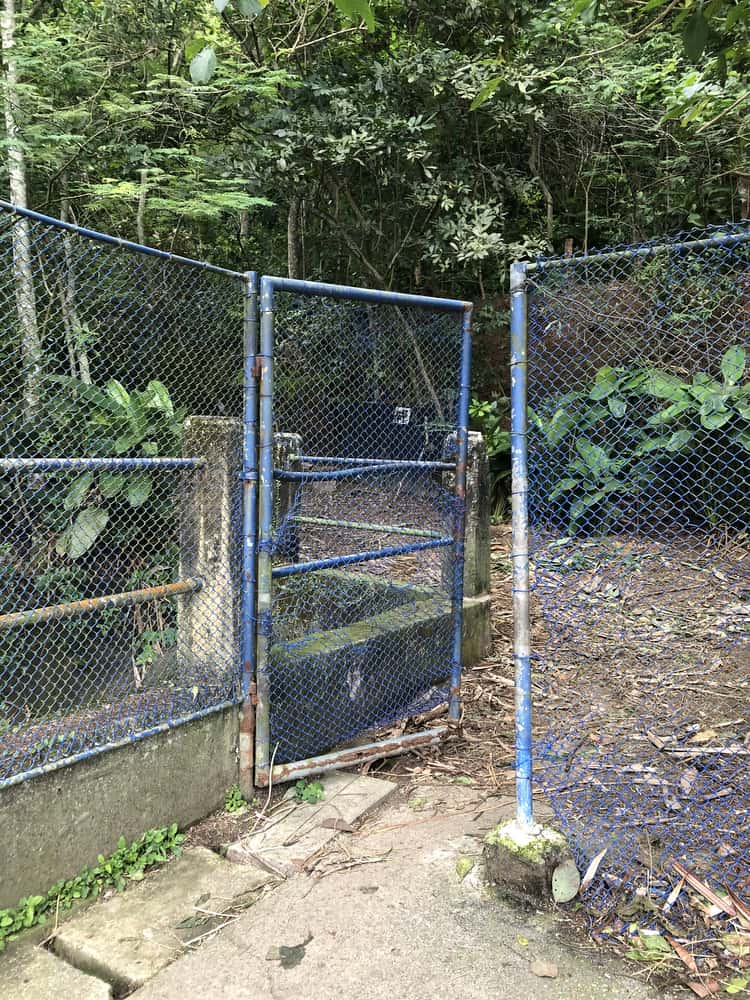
<box><xmin>484</xmin><ymin>819</ymin><xmax>579</xmax><ymax>909</ymax></box>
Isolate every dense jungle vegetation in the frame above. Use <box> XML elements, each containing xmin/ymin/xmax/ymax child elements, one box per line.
<box><xmin>1</xmin><ymin>0</ymin><xmax>747</xmax><ymax>325</ymax></box>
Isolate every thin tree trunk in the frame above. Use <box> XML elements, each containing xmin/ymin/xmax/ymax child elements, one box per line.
<box><xmin>528</xmin><ymin>129</ymin><xmax>554</xmax><ymax>243</ymax></box>
<box><xmin>60</xmin><ymin>173</ymin><xmax>91</xmax><ymax>383</ymax></box>
<box><xmin>136</xmin><ymin>167</ymin><xmax>148</xmax><ymax>245</ymax></box>
<box><xmin>287</xmin><ymin>192</ymin><xmax>303</xmax><ymax>279</ymax></box>
<box><xmin>1</xmin><ymin>0</ymin><xmax>42</xmax><ymax>423</ymax></box>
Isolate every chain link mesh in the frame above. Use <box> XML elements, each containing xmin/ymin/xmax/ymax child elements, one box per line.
<box><xmin>267</xmin><ymin>292</ymin><xmax>464</xmax><ymax>765</ymax></box>
<box><xmin>525</xmin><ymin>222</ymin><xmax>750</xmax><ymax>935</ymax></box>
<box><xmin>0</xmin><ymin>206</ymin><xmax>246</xmax><ymax>784</ymax></box>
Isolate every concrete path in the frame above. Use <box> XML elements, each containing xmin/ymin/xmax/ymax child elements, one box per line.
<box><xmin>5</xmin><ymin>776</ymin><xmax>676</xmax><ymax>999</ymax></box>
<box><xmin>135</xmin><ymin>780</ymin><xmax>669</xmax><ymax>1000</ymax></box>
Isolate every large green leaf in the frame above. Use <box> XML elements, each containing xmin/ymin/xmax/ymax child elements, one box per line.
<box><xmin>63</xmin><ymin>472</ymin><xmax>94</xmax><ymax>511</ymax></box>
<box><xmin>544</xmin><ymin>408</ymin><xmax>576</xmax><ymax>446</ymax></box>
<box><xmin>99</xmin><ymin>473</ymin><xmax>125</xmax><ymax>499</ymax></box>
<box><xmin>470</xmin><ymin>77</ymin><xmax>502</xmax><ymax>112</ymax></box>
<box><xmin>56</xmin><ymin>508</ymin><xmax>109</xmax><ymax>560</ymax></box>
<box><xmin>237</xmin><ymin>0</ymin><xmax>265</xmax><ymax>15</ymax></box>
<box><xmin>682</xmin><ymin>8</ymin><xmax>709</xmax><ymax>62</ymax></box>
<box><xmin>126</xmin><ymin>474</ymin><xmax>153</xmax><ymax>508</ymax></box>
<box><xmin>106</xmin><ymin>379</ymin><xmax>132</xmax><ymax>409</ymax></box>
<box><xmin>549</xmin><ymin>477</ymin><xmax>580</xmax><ymax>501</ymax></box>
<box><xmin>575</xmin><ymin>438</ymin><xmax>610</xmax><ymax>475</ymax></box>
<box><xmin>145</xmin><ymin>380</ymin><xmax>174</xmax><ymax>417</ymax></box>
<box><xmin>334</xmin><ymin>0</ymin><xmax>375</xmax><ymax>31</ymax></box>
<box><xmin>646</xmin><ymin>400</ymin><xmax>692</xmax><ymax>426</ymax></box>
<box><xmin>589</xmin><ymin>366</ymin><xmax>619</xmax><ymax>400</ymax></box>
<box><xmin>700</xmin><ymin>393</ymin><xmax>732</xmax><ymax>429</ymax></box>
<box><xmin>644</xmin><ymin>371</ymin><xmax>688</xmax><ymax>402</ymax></box>
<box><xmin>190</xmin><ymin>46</ymin><xmax>218</xmax><ymax>85</ymax></box>
<box><xmin>721</xmin><ymin>345</ymin><xmax>747</xmax><ymax>385</ymax></box>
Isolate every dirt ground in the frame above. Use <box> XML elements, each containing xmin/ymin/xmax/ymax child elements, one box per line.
<box><xmin>185</xmin><ymin>520</ymin><xmax>750</xmax><ymax>995</ymax></box>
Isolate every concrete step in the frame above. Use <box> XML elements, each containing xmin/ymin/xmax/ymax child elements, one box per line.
<box><xmin>1</xmin><ymin>941</ymin><xmax>111</xmax><ymax>1000</ymax></box>
<box><xmin>52</xmin><ymin>846</ymin><xmax>276</xmax><ymax>995</ymax></box>
<box><xmin>225</xmin><ymin>771</ymin><xmax>397</xmax><ymax>877</ymax></box>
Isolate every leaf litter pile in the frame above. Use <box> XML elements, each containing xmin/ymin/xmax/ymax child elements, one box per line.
<box><xmin>383</xmin><ymin>523</ymin><xmax>750</xmax><ymax>994</ymax></box>
<box><xmin>530</xmin><ymin>528</ymin><xmax>749</xmax><ymax>995</ymax></box>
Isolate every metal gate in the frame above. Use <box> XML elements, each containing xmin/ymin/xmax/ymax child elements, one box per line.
<box><xmin>251</xmin><ymin>278</ymin><xmax>471</xmax><ymax>786</ymax></box>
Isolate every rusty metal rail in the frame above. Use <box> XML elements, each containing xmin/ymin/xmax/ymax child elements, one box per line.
<box><xmin>0</xmin><ymin>578</ymin><xmax>203</xmax><ymax>630</ymax></box>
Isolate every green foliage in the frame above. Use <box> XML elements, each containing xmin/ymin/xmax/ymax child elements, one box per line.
<box><xmin>536</xmin><ymin>346</ymin><xmax>750</xmax><ymax>534</ymax></box>
<box><xmin>51</xmin><ymin>377</ymin><xmax>182</xmax><ymax>559</ymax></box>
<box><xmin>294</xmin><ymin>778</ymin><xmax>324</xmax><ymax>804</ymax></box>
<box><xmin>469</xmin><ymin>397</ymin><xmax>510</xmax><ymax>459</ymax></box>
<box><xmin>224</xmin><ymin>784</ymin><xmax>248</xmax><ymax>812</ymax></box>
<box><xmin>0</xmin><ymin>824</ymin><xmax>185</xmax><ymax>952</ymax></box>
<box><xmin>470</xmin><ymin>396</ymin><xmax>511</xmax><ymax>520</ymax></box>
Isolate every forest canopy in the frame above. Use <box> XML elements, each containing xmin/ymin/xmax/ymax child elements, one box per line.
<box><xmin>0</xmin><ymin>0</ymin><xmax>747</xmax><ymax>301</ymax></box>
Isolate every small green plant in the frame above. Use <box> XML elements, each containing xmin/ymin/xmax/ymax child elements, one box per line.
<box><xmin>469</xmin><ymin>395</ymin><xmax>511</xmax><ymax>520</ymax></box>
<box><xmin>293</xmin><ymin>778</ymin><xmax>324</xmax><ymax>804</ymax></box>
<box><xmin>224</xmin><ymin>784</ymin><xmax>248</xmax><ymax>813</ymax></box>
<box><xmin>0</xmin><ymin>824</ymin><xmax>185</xmax><ymax>952</ymax></box>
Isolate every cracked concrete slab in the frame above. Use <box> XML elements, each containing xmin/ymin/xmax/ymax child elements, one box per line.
<box><xmin>135</xmin><ymin>782</ymin><xmax>678</xmax><ymax>1000</ymax></box>
<box><xmin>225</xmin><ymin>771</ymin><xmax>397</xmax><ymax>876</ymax></box>
<box><xmin>1</xmin><ymin>940</ymin><xmax>111</xmax><ymax>1000</ymax></box>
<box><xmin>51</xmin><ymin>846</ymin><xmax>275</xmax><ymax>995</ymax></box>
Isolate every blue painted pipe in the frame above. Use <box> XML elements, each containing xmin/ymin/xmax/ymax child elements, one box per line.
<box><xmin>525</xmin><ymin>224</ymin><xmax>750</xmax><ymax>272</ymax></box>
<box><xmin>449</xmin><ymin>306</ymin><xmax>472</xmax><ymax>722</ymax></box>
<box><xmin>0</xmin><ymin>200</ymin><xmax>246</xmax><ymax>280</ymax></box>
<box><xmin>0</xmin><ymin>457</ymin><xmax>203</xmax><ymax>471</ymax></box>
<box><xmin>254</xmin><ymin>276</ymin><xmax>277</xmax><ymax>778</ymax></box>
<box><xmin>239</xmin><ymin>272</ymin><xmax>259</xmax><ymax>793</ymax></box>
<box><xmin>274</xmin><ymin>463</ymin><xmax>443</xmax><ymax>482</ymax></box>
<box><xmin>261</xmin><ymin>275</ymin><xmax>471</xmax><ymax>313</ymax></box>
<box><xmin>294</xmin><ymin>455</ymin><xmax>454</xmax><ymax>471</ymax></box>
<box><xmin>510</xmin><ymin>261</ymin><xmax>534</xmax><ymax>828</ymax></box>
<box><xmin>272</xmin><ymin>536</ymin><xmax>453</xmax><ymax>578</ymax></box>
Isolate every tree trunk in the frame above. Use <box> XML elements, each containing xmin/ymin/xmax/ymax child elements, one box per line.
<box><xmin>1</xmin><ymin>0</ymin><xmax>42</xmax><ymax>424</ymax></box>
<box><xmin>287</xmin><ymin>192</ymin><xmax>303</xmax><ymax>279</ymax></box>
<box><xmin>528</xmin><ymin>129</ymin><xmax>554</xmax><ymax>243</ymax></box>
<box><xmin>136</xmin><ymin>167</ymin><xmax>148</xmax><ymax>245</ymax></box>
<box><xmin>60</xmin><ymin>174</ymin><xmax>91</xmax><ymax>383</ymax></box>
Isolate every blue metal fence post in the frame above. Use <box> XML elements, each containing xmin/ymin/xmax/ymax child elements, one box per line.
<box><xmin>449</xmin><ymin>305</ymin><xmax>473</xmax><ymax>721</ymax></box>
<box><xmin>510</xmin><ymin>260</ymin><xmax>534</xmax><ymax>828</ymax></box>
<box><xmin>253</xmin><ymin>276</ymin><xmax>275</xmax><ymax>785</ymax></box>
<box><xmin>239</xmin><ymin>271</ymin><xmax>259</xmax><ymax>797</ymax></box>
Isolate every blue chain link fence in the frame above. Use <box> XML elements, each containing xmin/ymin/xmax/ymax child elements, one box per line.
<box><xmin>253</xmin><ymin>278</ymin><xmax>471</xmax><ymax>786</ymax></box>
<box><xmin>0</xmin><ymin>202</ymin><xmax>248</xmax><ymax>787</ymax></box>
<box><xmin>516</xmin><ymin>221</ymin><xmax>750</xmax><ymax>942</ymax></box>
<box><xmin>0</xmin><ymin>202</ymin><xmax>473</xmax><ymax>793</ymax></box>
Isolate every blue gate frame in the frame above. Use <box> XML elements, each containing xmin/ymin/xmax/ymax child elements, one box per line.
<box><xmin>249</xmin><ymin>277</ymin><xmax>472</xmax><ymax>788</ymax></box>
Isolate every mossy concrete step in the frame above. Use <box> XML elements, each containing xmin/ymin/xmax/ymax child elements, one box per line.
<box><xmin>51</xmin><ymin>847</ymin><xmax>275</xmax><ymax>995</ymax></box>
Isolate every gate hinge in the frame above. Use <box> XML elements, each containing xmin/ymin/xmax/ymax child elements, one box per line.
<box><xmin>249</xmin><ymin>681</ymin><xmax>258</xmax><ymax>706</ymax></box>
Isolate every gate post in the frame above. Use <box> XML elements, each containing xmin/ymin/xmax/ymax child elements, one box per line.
<box><xmin>510</xmin><ymin>260</ymin><xmax>534</xmax><ymax>829</ymax></box>
<box><xmin>179</xmin><ymin>416</ymin><xmax>242</xmax><ymax>677</ymax></box>
<box><xmin>449</xmin><ymin>305</ymin><xmax>473</xmax><ymax>722</ymax></box>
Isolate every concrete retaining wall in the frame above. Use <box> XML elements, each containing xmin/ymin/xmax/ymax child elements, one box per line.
<box><xmin>0</xmin><ymin>708</ymin><xmax>237</xmax><ymax>909</ymax></box>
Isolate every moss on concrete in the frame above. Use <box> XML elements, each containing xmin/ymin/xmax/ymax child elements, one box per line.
<box><xmin>484</xmin><ymin>821</ymin><xmax>567</xmax><ymax>864</ymax></box>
